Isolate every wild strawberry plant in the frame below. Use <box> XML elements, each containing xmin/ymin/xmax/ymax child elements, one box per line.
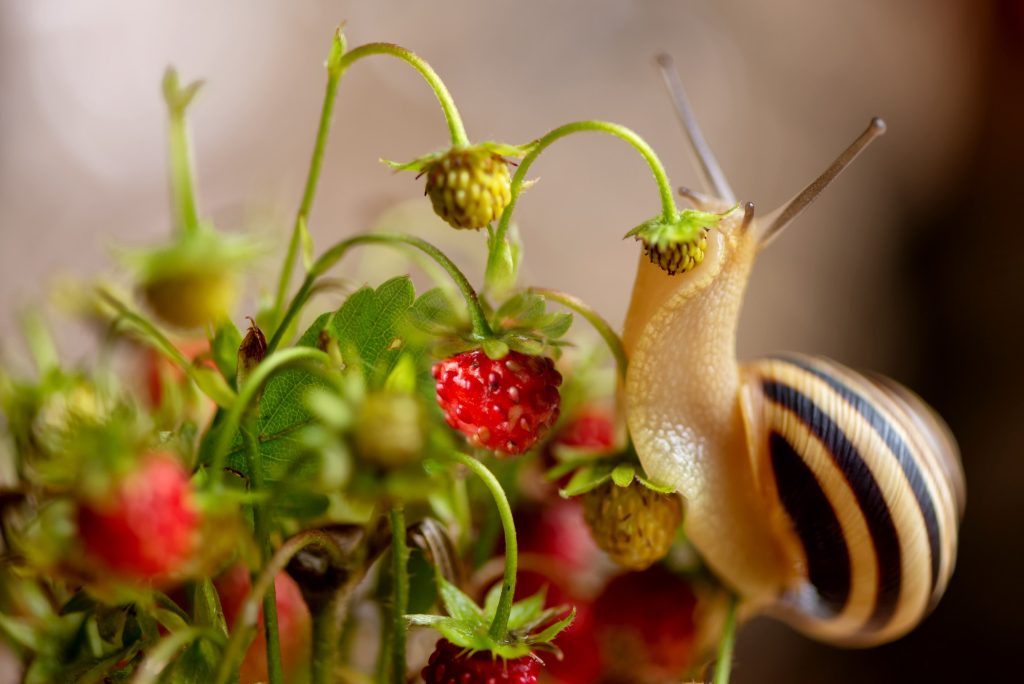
<box><xmin>0</xmin><ymin>27</ymin><xmax>736</xmax><ymax>684</ymax></box>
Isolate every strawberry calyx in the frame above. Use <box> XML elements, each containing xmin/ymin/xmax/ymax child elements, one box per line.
<box><xmin>382</xmin><ymin>141</ymin><xmax>532</xmax><ymax>174</ymax></box>
<box><xmin>625</xmin><ymin>207</ymin><xmax>736</xmax><ymax>276</ymax></box>
<box><xmin>407</xmin><ymin>576</ymin><xmax>575</xmax><ymax>661</ymax></box>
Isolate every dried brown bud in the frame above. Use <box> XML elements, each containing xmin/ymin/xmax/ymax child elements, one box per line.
<box><xmin>236</xmin><ymin>317</ymin><xmax>267</xmax><ymax>387</ymax></box>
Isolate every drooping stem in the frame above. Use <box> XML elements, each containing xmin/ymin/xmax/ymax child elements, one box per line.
<box><xmin>206</xmin><ymin>347</ymin><xmax>332</xmax><ymax>489</ymax></box>
<box><xmin>214</xmin><ymin>531</ymin><xmax>345</xmax><ymax>684</ymax></box>
<box><xmin>242</xmin><ymin>418</ymin><xmax>284</xmax><ymax>684</ymax></box>
<box><xmin>451</xmin><ymin>452</ymin><xmax>517</xmax><ymax>641</ymax></box>
<box><xmin>713</xmin><ymin>595</ymin><xmax>739</xmax><ymax>684</ymax></box>
<box><xmin>268</xmin><ymin>233</ymin><xmax>492</xmax><ymax>352</ymax></box>
<box><xmin>389</xmin><ymin>506</ymin><xmax>409</xmax><ymax>683</ymax></box>
<box><xmin>487</xmin><ymin>121</ymin><xmax>678</xmax><ymax>287</ymax></box>
<box><xmin>527</xmin><ymin>287</ymin><xmax>627</xmax><ymax>379</ymax></box>
<box><xmin>271</xmin><ymin>35</ymin><xmax>469</xmax><ymax>324</ymax></box>
<box><xmin>162</xmin><ymin>69</ymin><xmax>202</xmax><ymax>238</ymax></box>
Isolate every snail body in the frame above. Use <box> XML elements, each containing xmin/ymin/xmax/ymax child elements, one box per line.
<box><xmin>622</xmin><ymin>58</ymin><xmax>964</xmax><ymax>646</ymax></box>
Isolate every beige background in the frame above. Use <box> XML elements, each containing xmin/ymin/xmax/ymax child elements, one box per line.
<box><xmin>1</xmin><ymin>1</ymin><xmax>1016</xmax><ymax>682</ymax></box>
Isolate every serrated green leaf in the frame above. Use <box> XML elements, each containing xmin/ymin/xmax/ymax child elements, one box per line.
<box><xmin>611</xmin><ymin>463</ymin><xmax>636</xmax><ymax>487</ymax></box>
<box><xmin>495</xmin><ymin>292</ymin><xmax>544</xmax><ymax>325</ymax></box>
<box><xmin>329</xmin><ymin>277</ymin><xmax>419</xmax><ymax>385</ymax></box>
<box><xmin>506</xmin><ymin>588</ymin><xmax>546</xmax><ymax>631</ymax></box>
<box><xmin>408</xmin><ymin>287</ymin><xmax>462</xmax><ymax>334</ymax></box>
<box><xmin>560</xmin><ymin>462</ymin><xmax>615</xmax><ymax>497</ymax></box>
<box><xmin>437</xmin><ymin>577</ymin><xmax>484</xmax><ymax>626</ymax></box>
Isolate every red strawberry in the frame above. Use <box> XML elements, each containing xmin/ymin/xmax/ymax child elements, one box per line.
<box><xmin>517</xmin><ymin>498</ymin><xmax>600</xmax><ymax>577</ymax></box>
<box><xmin>433</xmin><ymin>349</ymin><xmax>562</xmax><ymax>455</ymax></box>
<box><xmin>216</xmin><ymin>562</ymin><xmax>311</xmax><ymax>684</ymax></box>
<box><xmin>421</xmin><ymin>639</ymin><xmax>540</xmax><ymax>684</ymax></box>
<box><xmin>591</xmin><ymin>566</ymin><xmax>698</xmax><ymax>682</ymax></box>
<box><xmin>552</xmin><ymin>410</ymin><xmax>615</xmax><ymax>451</ymax></box>
<box><xmin>77</xmin><ymin>454</ymin><xmax>198</xmax><ymax>581</ymax></box>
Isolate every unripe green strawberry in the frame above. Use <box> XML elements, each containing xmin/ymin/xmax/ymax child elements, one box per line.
<box><xmin>353</xmin><ymin>391</ymin><xmax>424</xmax><ymax>466</ymax></box>
<box><xmin>424</xmin><ymin>147</ymin><xmax>512</xmax><ymax>230</ymax></box>
<box><xmin>582</xmin><ymin>480</ymin><xmax>682</xmax><ymax>570</ymax></box>
<box><xmin>143</xmin><ymin>267</ymin><xmax>236</xmax><ymax>330</ymax></box>
<box><xmin>641</xmin><ymin>228</ymin><xmax>708</xmax><ymax>275</ymax></box>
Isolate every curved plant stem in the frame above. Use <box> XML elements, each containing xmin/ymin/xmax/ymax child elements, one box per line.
<box><xmin>487</xmin><ymin>121</ymin><xmax>678</xmax><ymax>288</ymax></box>
<box><xmin>205</xmin><ymin>347</ymin><xmax>332</xmax><ymax>489</ymax></box>
<box><xmin>268</xmin><ymin>232</ymin><xmax>492</xmax><ymax>352</ymax></box>
<box><xmin>242</xmin><ymin>418</ymin><xmax>284</xmax><ymax>684</ymax></box>
<box><xmin>528</xmin><ymin>287</ymin><xmax>627</xmax><ymax>379</ymax></box>
<box><xmin>389</xmin><ymin>506</ymin><xmax>409</xmax><ymax>684</ymax></box>
<box><xmin>271</xmin><ymin>33</ymin><xmax>469</xmax><ymax>325</ymax></box>
<box><xmin>714</xmin><ymin>595</ymin><xmax>739</xmax><ymax>684</ymax></box>
<box><xmin>310</xmin><ymin>591</ymin><xmax>342</xmax><ymax>684</ymax></box>
<box><xmin>214</xmin><ymin>531</ymin><xmax>345</xmax><ymax>684</ymax></box>
<box><xmin>451</xmin><ymin>452</ymin><xmax>517</xmax><ymax>641</ymax></box>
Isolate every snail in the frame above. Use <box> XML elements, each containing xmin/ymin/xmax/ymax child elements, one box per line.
<box><xmin>620</xmin><ymin>55</ymin><xmax>965</xmax><ymax>646</ymax></box>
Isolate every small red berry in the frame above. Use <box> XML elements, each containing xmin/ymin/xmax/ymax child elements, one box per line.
<box><xmin>433</xmin><ymin>349</ymin><xmax>562</xmax><ymax>455</ymax></box>
<box><xmin>421</xmin><ymin>639</ymin><xmax>540</xmax><ymax>684</ymax></box>
<box><xmin>216</xmin><ymin>562</ymin><xmax>311</xmax><ymax>684</ymax></box>
<box><xmin>592</xmin><ymin>566</ymin><xmax>698</xmax><ymax>681</ymax></box>
<box><xmin>552</xmin><ymin>410</ymin><xmax>615</xmax><ymax>451</ymax></box>
<box><xmin>517</xmin><ymin>499</ymin><xmax>600</xmax><ymax>576</ymax></box>
<box><xmin>77</xmin><ymin>454</ymin><xmax>198</xmax><ymax>581</ymax></box>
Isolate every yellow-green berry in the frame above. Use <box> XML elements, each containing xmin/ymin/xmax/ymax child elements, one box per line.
<box><xmin>582</xmin><ymin>480</ymin><xmax>683</xmax><ymax>570</ymax></box>
<box><xmin>424</xmin><ymin>148</ymin><xmax>511</xmax><ymax>230</ymax></box>
<box><xmin>142</xmin><ymin>268</ymin><xmax>236</xmax><ymax>330</ymax></box>
<box><xmin>639</xmin><ymin>228</ymin><xmax>709</xmax><ymax>276</ymax></box>
<box><xmin>353</xmin><ymin>392</ymin><xmax>424</xmax><ymax>467</ymax></box>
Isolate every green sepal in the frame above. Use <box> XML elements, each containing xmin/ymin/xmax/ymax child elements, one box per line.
<box><xmin>611</xmin><ymin>462</ymin><xmax>636</xmax><ymax>487</ymax></box>
<box><xmin>120</xmin><ymin>226</ymin><xmax>262</xmax><ymax>287</ymax></box>
<box><xmin>382</xmin><ymin>141</ymin><xmax>534</xmax><ymax>173</ymax></box>
<box><xmin>559</xmin><ymin>461</ymin><xmax>615</xmax><ymax>497</ymax></box>
<box><xmin>624</xmin><ymin>206</ymin><xmax>737</xmax><ymax>248</ymax></box>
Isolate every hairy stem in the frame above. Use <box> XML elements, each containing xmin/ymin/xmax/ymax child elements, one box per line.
<box><xmin>487</xmin><ymin>121</ymin><xmax>678</xmax><ymax>286</ymax></box>
<box><xmin>268</xmin><ymin>232</ymin><xmax>492</xmax><ymax>352</ymax></box>
<box><xmin>451</xmin><ymin>452</ymin><xmax>517</xmax><ymax>641</ymax></box>
<box><xmin>528</xmin><ymin>287</ymin><xmax>627</xmax><ymax>379</ymax></box>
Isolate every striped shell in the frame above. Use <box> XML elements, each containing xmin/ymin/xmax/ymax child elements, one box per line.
<box><xmin>623</xmin><ymin>60</ymin><xmax>965</xmax><ymax>647</ymax></box>
<box><xmin>743</xmin><ymin>355</ymin><xmax>964</xmax><ymax>645</ymax></box>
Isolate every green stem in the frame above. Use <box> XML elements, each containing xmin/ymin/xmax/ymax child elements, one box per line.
<box><xmin>214</xmin><ymin>531</ymin><xmax>345</xmax><ymax>684</ymax></box>
<box><xmin>205</xmin><ymin>347</ymin><xmax>332</xmax><ymax>489</ymax></box>
<box><xmin>162</xmin><ymin>70</ymin><xmax>202</xmax><ymax>237</ymax></box>
<box><xmin>311</xmin><ymin>592</ymin><xmax>342</xmax><ymax>684</ymax></box>
<box><xmin>272</xmin><ymin>30</ymin><xmax>346</xmax><ymax>324</ymax></box>
<box><xmin>243</xmin><ymin>418</ymin><xmax>284</xmax><ymax>684</ymax></box>
<box><xmin>268</xmin><ymin>233</ymin><xmax>492</xmax><ymax>352</ymax></box>
<box><xmin>488</xmin><ymin>121</ymin><xmax>678</xmax><ymax>286</ymax></box>
<box><xmin>528</xmin><ymin>287</ymin><xmax>627</xmax><ymax>379</ymax></box>
<box><xmin>714</xmin><ymin>595</ymin><xmax>739</xmax><ymax>684</ymax></box>
<box><xmin>271</xmin><ymin>36</ymin><xmax>469</xmax><ymax>325</ymax></box>
<box><xmin>389</xmin><ymin>506</ymin><xmax>409</xmax><ymax>684</ymax></box>
<box><xmin>337</xmin><ymin>43</ymin><xmax>468</xmax><ymax>146</ymax></box>
<box><xmin>451</xmin><ymin>452</ymin><xmax>517</xmax><ymax>641</ymax></box>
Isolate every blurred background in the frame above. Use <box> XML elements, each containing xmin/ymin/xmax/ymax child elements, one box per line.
<box><xmin>0</xmin><ymin>0</ymin><xmax>1020</xmax><ymax>681</ymax></box>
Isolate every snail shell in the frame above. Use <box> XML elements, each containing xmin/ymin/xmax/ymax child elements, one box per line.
<box><xmin>621</xmin><ymin>57</ymin><xmax>965</xmax><ymax>646</ymax></box>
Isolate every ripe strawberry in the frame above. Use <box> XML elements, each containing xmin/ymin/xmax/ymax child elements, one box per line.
<box><xmin>433</xmin><ymin>349</ymin><xmax>561</xmax><ymax>455</ymax></box>
<box><xmin>551</xmin><ymin>410</ymin><xmax>615</xmax><ymax>452</ymax></box>
<box><xmin>424</xmin><ymin>147</ymin><xmax>512</xmax><ymax>230</ymax></box>
<box><xmin>582</xmin><ymin>481</ymin><xmax>682</xmax><ymax>570</ymax></box>
<box><xmin>517</xmin><ymin>498</ymin><xmax>600</xmax><ymax>576</ymax></box>
<box><xmin>216</xmin><ymin>562</ymin><xmax>311</xmax><ymax>684</ymax></box>
<box><xmin>591</xmin><ymin>566</ymin><xmax>698</xmax><ymax>682</ymax></box>
<box><xmin>77</xmin><ymin>454</ymin><xmax>198</xmax><ymax>581</ymax></box>
<box><xmin>142</xmin><ymin>338</ymin><xmax>213</xmax><ymax>407</ymax></box>
<box><xmin>421</xmin><ymin>639</ymin><xmax>540</xmax><ymax>684</ymax></box>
